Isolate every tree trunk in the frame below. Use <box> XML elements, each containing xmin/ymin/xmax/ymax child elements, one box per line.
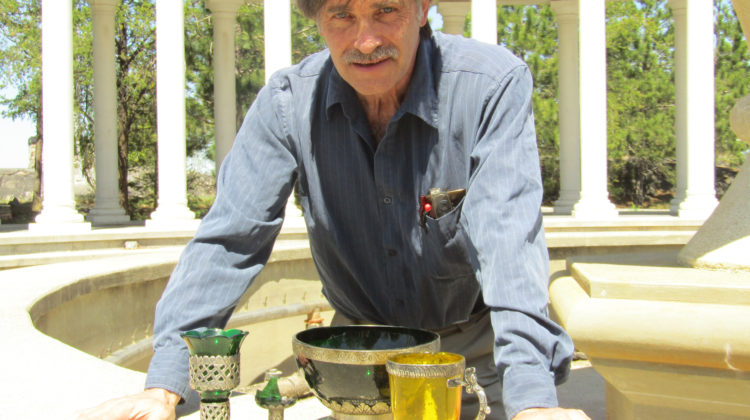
<box><xmin>117</xmin><ymin>112</ymin><xmax>129</xmax><ymax>214</ymax></box>
<box><xmin>32</xmin><ymin>98</ymin><xmax>43</xmax><ymax>213</ymax></box>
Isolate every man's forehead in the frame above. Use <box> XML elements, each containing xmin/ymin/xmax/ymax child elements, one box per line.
<box><xmin>324</xmin><ymin>0</ymin><xmax>406</xmax><ymax>12</ymax></box>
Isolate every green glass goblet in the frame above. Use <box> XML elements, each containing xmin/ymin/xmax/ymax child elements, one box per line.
<box><xmin>181</xmin><ymin>328</ymin><xmax>249</xmax><ymax>420</ymax></box>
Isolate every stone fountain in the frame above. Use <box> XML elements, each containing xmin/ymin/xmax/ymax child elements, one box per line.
<box><xmin>549</xmin><ymin>2</ymin><xmax>750</xmax><ymax>419</ymax></box>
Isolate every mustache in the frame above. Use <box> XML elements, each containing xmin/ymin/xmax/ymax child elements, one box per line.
<box><xmin>342</xmin><ymin>45</ymin><xmax>399</xmax><ymax>64</ymax></box>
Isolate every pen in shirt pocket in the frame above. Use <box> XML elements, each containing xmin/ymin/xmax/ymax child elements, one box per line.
<box><xmin>420</xmin><ymin>188</ymin><xmax>466</xmax><ymax>226</ymax></box>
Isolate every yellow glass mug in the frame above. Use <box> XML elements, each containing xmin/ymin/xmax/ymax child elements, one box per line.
<box><xmin>386</xmin><ymin>352</ymin><xmax>490</xmax><ymax>420</ymax></box>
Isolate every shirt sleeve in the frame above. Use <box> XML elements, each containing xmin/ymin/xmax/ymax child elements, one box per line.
<box><xmin>459</xmin><ymin>64</ymin><xmax>574</xmax><ymax>420</ymax></box>
<box><xmin>145</xmin><ymin>79</ymin><xmax>297</xmax><ymax>400</ymax></box>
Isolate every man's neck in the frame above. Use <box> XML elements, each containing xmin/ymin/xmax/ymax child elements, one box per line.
<box><xmin>358</xmin><ymin>92</ymin><xmax>401</xmax><ymax>143</ymax></box>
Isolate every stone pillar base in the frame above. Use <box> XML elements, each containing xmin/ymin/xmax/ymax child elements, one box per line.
<box><xmin>571</xmin><ymin>197</ymin><xmax>618</xmax><ymax>220</ymax></box>
<box><xmin>552</xmin><ymin>192</ymin><xmax>579</xmax><ymax>215</ymax></box>
<box><xmin>146</xmin><ymin>205</ymin><xmax>198</xmax><ymax>230</ymax></box>
<box><xmin>669</xmin><ymin>194</ymin><xmax>718</xmax><ymax>220</ymax></box>
<box><xmin>87</xmin><ymin>207</ymin><xmax>131</xmax><ymax>226</ymax></box>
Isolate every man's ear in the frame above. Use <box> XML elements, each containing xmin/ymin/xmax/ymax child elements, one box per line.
<box><xmin>419</xmin><ymin>0</ymin><xmax>430</xmax><ymax>26</ymax></box>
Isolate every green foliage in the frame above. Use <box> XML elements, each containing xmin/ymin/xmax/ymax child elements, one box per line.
<box><xmin>494</xmin><ymin>5</ymin><xmax>560</xmax><ymax>204</ymax></box>
<box><xmin>0</xmin><ymin>0</ymin><xmax>41</xmax><ymax>122</ymax></box>
<box><xmin>606</xmin><ymin>0</ymin><xmax>676</xmax><ymax>206</ymax></box>
<box><xmin>235</xmin><ymin>3</ymin><xmax>267</xmax><ymax>120</ymax></box>
<box><xmin>472</xmin><ymin>0</ymin><xmax>747</xmax><ymax>207</ymax></box>
<box><xmin>2</xmin><ymin>1</ymin><xmax>747</xmax><ymax>216</ymax></box>
<box><xmin>292</xmin><ymin>6</ymin><xmax>326</xmax><ymax>64</ymax></box>
<box><xmin>714</xmin><ymin>0</ymin><xmax>749</xmax><ymax>169</ymax></box>
<box><xmin>73</xmin><ymin>0</ymin><xmax>94</xmax><ymax>186</ymax></box>
<box><xmin>185</xmin><ymin>0</ymin><xmax>215</xmax><ymax>161</ymax></box>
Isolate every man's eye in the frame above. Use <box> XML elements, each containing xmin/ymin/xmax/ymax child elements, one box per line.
<box><xmin>381</xmin><ymin>7</ymin><xmax>394</xmax><ymax>13</ymax></box>
<box><xmin>334</xmin><ymin>12</ymin><xmax>349</xmax><ymax>19</ymax></box>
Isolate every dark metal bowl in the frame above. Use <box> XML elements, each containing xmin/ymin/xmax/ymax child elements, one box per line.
<box><xmin>292</xmin><ymin>325</ymin><xmax>440</xmax><ymax>416</ymax></box>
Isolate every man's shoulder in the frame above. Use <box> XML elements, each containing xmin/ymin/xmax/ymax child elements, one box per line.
<box><xmin>268</xmin><ymin>49</ymin><xmax>332</xmax><ymax>89</ymax></box>
<box><xmin>431</xmin><ymin>32</ymin><xmax>527</xmax><ymax>82</ymax></box>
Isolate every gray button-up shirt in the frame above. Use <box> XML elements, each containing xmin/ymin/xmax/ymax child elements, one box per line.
<box><xmin>147</xmin><ymin>30</ymin><xmax>573</xmax><ymax>418</ymax></box>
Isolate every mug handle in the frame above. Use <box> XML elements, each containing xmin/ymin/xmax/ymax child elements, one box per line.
<box><xmin>447</xmin><ymin>367</ymin><xmax>491</xmax><ymax>420</ymax></box>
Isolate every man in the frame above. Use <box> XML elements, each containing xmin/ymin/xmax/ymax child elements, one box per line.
<box><xmin>77</xmin><ymin>1</ymin><xmax>590</xmax><ymax>419</ymax></box>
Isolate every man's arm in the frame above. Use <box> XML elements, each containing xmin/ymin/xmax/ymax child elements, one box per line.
<box><xmin>459</xmin><ymin>64</ymin><xmax>576</xmax><ymax>419</ymax></box>
<box><xmin>145</xmin><ymin>80</ymin><xmax>298</xmax><ymax>401</ymax></box>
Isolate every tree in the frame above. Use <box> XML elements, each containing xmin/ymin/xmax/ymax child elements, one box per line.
<box><xmin>184</xmin><ymin>2</ymin><xmax>326</xmax><ymax>164</ymax></box>
<box><xmin>714</xmin><ymin>0</ymin><xmax>749</xmax><ymax>170</ymax></box>
<box><xmin>606</xmin><ymin>0</ymin><xmax>676</xmax><ymax>206</ymax></box>
<box><xmin>112</xmin><ymin>0</ymin><xmax>157</xmax><ymax>217</ymax></box>
<box><xmin>0</xmin><ymin>0</ymin><xmax>43</xmax><ymax>211</ymax></box>
<box><xmin>0</xmin><ymin>0</ymin><xmax>159</xmax><ymax>218</ymax></box>
<box><xmin>494</xmin><ymin>5</ymin><xmax>560</xmax><ymax>204</ymax></box>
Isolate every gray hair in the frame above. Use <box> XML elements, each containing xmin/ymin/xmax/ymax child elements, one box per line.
<box><xmin>296</xmin><ymin>0</ymin><xmax>425</xmax><ymax>20</ymax></box>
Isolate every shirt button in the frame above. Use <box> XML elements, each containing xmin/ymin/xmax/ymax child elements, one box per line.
<box><xmin>387</xmin><ymin>249</ymin><xmax>398</xmax><ymax>257</ymax></box>
<box><xmin>383</xmin><ymin>196</ymin><xmax>392</xmax><ymax>204</ymax></box>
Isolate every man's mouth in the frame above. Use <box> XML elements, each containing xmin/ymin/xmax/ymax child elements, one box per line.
<box><xmin>352</xmin><ymin>58</ymin><xmax>389</xmax><ymax>68</ymax></box>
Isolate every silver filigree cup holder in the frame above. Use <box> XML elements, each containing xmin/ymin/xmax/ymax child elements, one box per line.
<box><xmin>181</xmin><ymin>328</ymin><xmax>248</xmax><ymax>420</ymax></box>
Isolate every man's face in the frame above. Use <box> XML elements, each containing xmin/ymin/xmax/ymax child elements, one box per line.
<box><xmin>317</xmin><ymin>0</ymin><xmax>430</xmax><ymax>99</ymax></box>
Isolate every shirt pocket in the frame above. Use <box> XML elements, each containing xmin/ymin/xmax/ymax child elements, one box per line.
<box><xmin>420</xmin><ymin>199</ymin><xmax>475</xmax><ymax>280</ymax></box>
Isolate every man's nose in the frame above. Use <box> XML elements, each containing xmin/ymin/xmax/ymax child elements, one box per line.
<box><xmin>352</xmin><ymin>20</ymin><xmax>382</xmax><ymax>54</ymax></box>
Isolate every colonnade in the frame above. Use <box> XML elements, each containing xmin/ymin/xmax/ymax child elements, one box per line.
<box><xmin>29</xmin><ymin>0</ymin><xmax>719</xmax><ymax>232</ymax></box>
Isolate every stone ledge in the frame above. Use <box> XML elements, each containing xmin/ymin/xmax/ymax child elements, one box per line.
<box><xmin>0</xmin><ymin>239</ymin><xmax>320</xmax><ymax>419</ymax></box>
<box><xmin>551</xmin><ymin>274</ymin><xmax>750</xmax><ymax>371</ymax></box>
<box><xmin>566</xmin><ymin>251</ymin><xmax>750</xmax><ymax>305</ymax></box>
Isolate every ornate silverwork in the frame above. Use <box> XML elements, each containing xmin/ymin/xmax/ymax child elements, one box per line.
<box><xmin>292</xmin><ymin>338</ymin><xmax>439</xmax><ymax>365</ymax></box>
<box><xmin>188</xmin><ymin>354</ymin><xmax>241</xmax><ymax>391</ymax></box>
<box><xmin>386</xmin><ymin>358</ymin><xmax>465</xmax><ymax>379</ymax></box>
<box><xmin>199</xmin><ymin>401</ymin><xmax>230</xmax><ymax>420</ymax></box>
<box><xmin>321</xmin><ymin>399</ymin><xmax>392</xmax><ymax>415</ymax></box>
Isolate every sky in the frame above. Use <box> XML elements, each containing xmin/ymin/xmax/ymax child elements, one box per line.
<box><xmin>0</xmin><ymin>86</ymin><xmax>34</xmax><ymax>169</ymax></box>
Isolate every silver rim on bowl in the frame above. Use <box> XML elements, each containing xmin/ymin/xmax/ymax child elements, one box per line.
<box><xmin>292</xmin><ymin>325</ymin><xmax>440</xmax><ymax>365</ymax></box>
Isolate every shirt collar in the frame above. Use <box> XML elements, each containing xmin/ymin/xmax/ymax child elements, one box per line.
<box><xmin>325</xmin><ymin>30</ymin><xmax>439</xmax><ymax>129</ymax></box>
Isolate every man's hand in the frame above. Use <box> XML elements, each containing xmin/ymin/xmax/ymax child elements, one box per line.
<box><xmin>513</xmin><ymin>407</ymin><xmax>592</xmax><ymax>420</ymax></box>
<box><xmin>73</xmin><ymin>388</ymin><xmax>180</xmax><ymax>420</ymax></box>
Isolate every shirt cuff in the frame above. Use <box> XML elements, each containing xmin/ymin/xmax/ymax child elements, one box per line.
<box><xmin>502</xmin><ymin>365</ymin><xmax>559</xmax><ymax>420</ymax></box>
<box><xmin>145</xmin><ymin>348</ymin><xmax>192</xmax><ymax>402</ymax></box>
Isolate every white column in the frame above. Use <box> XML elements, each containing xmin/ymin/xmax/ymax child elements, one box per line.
<box><xmin>471</xmin><ymin>0</ymin><xmax>497</xmax><ymax>44</ymax></box>
<box><xmin>551</xmin><ymin>0</ymin><xmax>580</xmax><ymax>215</ymax></box>
<box><xmin>572</xmin><ymin>0</ymin><xmax>617</xmax><ymax>219</ymax></box>
<box><xmin>31</xmin><ymin>0</ymin><xmax>90</xmax><ymax>232</ymax></box>
<box><xmin>437</xmin><ymin>1</ymin><xmax>470</xmax><ymax>35</ymax></box>
<box><xmin>87</xmin><ymin>0</ymin><xmax>130</xmax><ymax>226</ymax></box>
<box><xmin>264</xmin><ymin>0</ymin><xmax>292</xmax><ymax>83</ymax></box>
<box><xmin>669</xmin><ymin>0</ymin><xmax>718</xmax><ymax>219</ymax></box>
<box><xmin>148</xmin><ymin>0</ymin><xmax>197</xmax><ymax>228</ymax></box>
<box><xmin>206</xmin><ymin>0</ymin><xmax>244</xmax><ymax>172</ymax></box>
<box><xmin>263</xmin><ymin>0</ymin><xmax>303</xmax><ymax>228</ymax></box>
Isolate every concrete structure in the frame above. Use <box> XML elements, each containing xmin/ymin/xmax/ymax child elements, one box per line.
<box><xmin>548</xmin><ymin>3</ymin><xmax>750</xmax><ymax>419</ymax></box>
<box><xmin>3</xmin><ymin>221</ymin><xmax>669</xmax><ymax>419</ymax></box>
<box><xmin>22</xmin><ymin>0</ymin><xmax>721</xmax><ymax>232</ymax></box>
<box><xmin>146</xmin><ymin>0</ymin><xmax>198</xmax><ymax>229</ymax></box>
<box><xmin>29</xmin><ymin>0</ymin><xmax>90</xmax><ymax>233</ymax></box>
<box><xmin>677</xmin><ymin>0</ymin><xmax>750</xmax><ymax>270</ymax></box>
<box><xmin>550</xmin><ymin>250</ymin><xmax>750</xmax><ymax>420</ymax></box>
<box><xmin>87</xmin><ymin>0</ymin><xmax>131</xmax><ymax>226</ymax></box>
